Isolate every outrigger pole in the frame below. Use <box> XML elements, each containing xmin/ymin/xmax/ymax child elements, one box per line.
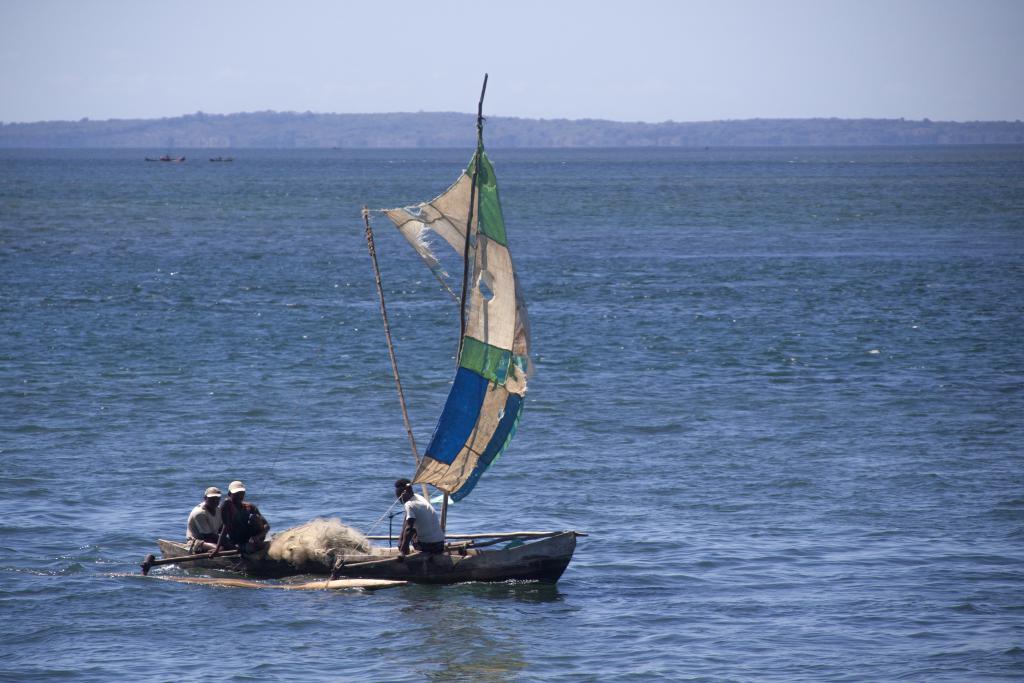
<box><xmin>363</xmin><ymin>209</ymin><xmax>428</xmax><ymax>501</ymax></box>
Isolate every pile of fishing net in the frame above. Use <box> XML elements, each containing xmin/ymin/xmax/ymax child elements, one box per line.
<box><xmin>266</xmin><ymin>517</ymin><xmax>382</xmax><ymax>568</ymax></box>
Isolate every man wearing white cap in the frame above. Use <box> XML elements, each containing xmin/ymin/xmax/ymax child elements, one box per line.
<box><xmin>213</xmin><ymin>480</ymin><xmax>270</xmax><ymax>555</ymax></box>
<box><xmin>186</xmin><ymin>486</ymin><xmax>223</xmax><ymax>553</ymax></box>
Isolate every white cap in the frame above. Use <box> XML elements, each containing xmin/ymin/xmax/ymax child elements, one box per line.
<box><xmin>228</xmin><ymin>480</ymin><xmax>246</xmax><ymax>494</ymax></box>
<box><xmin>204</xmin><ymin>486</ymin><xmax>222</xmax><ymax>498</ymax></box>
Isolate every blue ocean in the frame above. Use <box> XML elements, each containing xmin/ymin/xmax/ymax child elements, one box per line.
<box><xmin>1</xmin><ymin>146</ymin><xmax>1022</xmax><ymax>682</ymax></box>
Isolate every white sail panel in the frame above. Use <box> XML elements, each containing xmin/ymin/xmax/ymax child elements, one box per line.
<box><xmin>465</xmin><ymin>235</ymin><xmax>517</xmax><ymax>351</ymax></box>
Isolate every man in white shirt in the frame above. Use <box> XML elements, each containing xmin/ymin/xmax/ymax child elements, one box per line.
<box><xmin>186</xmin><ymin>486</ymin><xmax>223</xmax><ymax>553</ymax></box>
<box><xmin>394</xmin><ymin>478</ymin><xmax>445</xmax><ymax>556</ymax></box>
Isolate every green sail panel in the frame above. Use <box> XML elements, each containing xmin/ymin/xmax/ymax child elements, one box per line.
<box><xmin>468</xmin><ymin>153</ymin><xmax>507</xmax><ymax>246</ymax></box>
<box><xmin>459</xmin><ymin>336</ymin><xmax>511</xmax><ymax>385</ymax></box>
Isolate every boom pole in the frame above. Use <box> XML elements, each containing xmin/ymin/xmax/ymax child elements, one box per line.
<box><xmin>364</xmin><ymin>209</ymin><xmax>429</xmax><ymax>500</ymax></box>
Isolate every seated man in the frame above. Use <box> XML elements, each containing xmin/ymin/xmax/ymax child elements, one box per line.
<box><xmin>186</xmin><ymin>486</ymin><xmax>223</xmax><ymax>553</ymax></box>
<box><xmin>213</xmin><ymin>480</ymin><xmax>270</xmax><ymax>555</ymax></box>
<box><xmin>394</xmin><ymin>478</ymin><xmax>445</xmax><ymax>556</ymax></box>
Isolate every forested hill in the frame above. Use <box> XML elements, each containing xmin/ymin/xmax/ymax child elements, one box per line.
<box><xmin>2</xmin><ymin>111</ymin><xmax>1022</xmax><ymax>148</ymax></box>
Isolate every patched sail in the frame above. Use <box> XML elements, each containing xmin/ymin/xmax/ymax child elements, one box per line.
<box><xmin>383</xmin><ymin>148</ymin><xmax>530</xmax><ymax>501</ymax></box>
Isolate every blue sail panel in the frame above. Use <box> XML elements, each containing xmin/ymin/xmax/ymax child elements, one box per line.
<box><xmin>450</xmin><ymin>392</ymin><xmax>523</xmax><ymax>501</ymax></box>
<box><xmin>424</xmin><ymin>367</ymin><xmax>488</xmax><ymax>465</ymax></box>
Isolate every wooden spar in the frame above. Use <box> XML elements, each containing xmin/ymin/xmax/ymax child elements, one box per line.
<box><xmin>145</xmin><ymin>575</ymin><xmax>406</xmax><ymax>591</ymax></box>
<box><xmin>363</xmin><ymin>209</ymin><xmax>428</xmax><ymax>499</ymax></box>
<box><xmin>446</xmin><ymin>74</ymin><xmax>489</xmax><ymax>529</ymax></box>
<box><xmin>458</xmin><ymin>73</ymin><xmax>488</xmax><ymax>357</ymax></box>
<box><xmin>366</xmin><ymin>530</ymin><xmax>587</xmax><ymax>541</ymax></box>
<box><xmin>477</xmin><ymin>74</ymin><xmax>489</xmax><ymax>144</ymax></box>
<box><xmin>333</xmin><ymin>553</ymin><xmax>423</xmax><ymax>570</ymax></box>
<box><xmin>140</xmin><ymin>549</ymin><xmax>240</xmax><ymax>574</ymax></box>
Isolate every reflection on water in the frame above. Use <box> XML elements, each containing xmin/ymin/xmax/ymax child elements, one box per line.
<box><xmin>457</xmin><ymin>581</ymin><xmax>565</xmax><ymax>604</ymax></box>
<box><xmin>395</xmin><ymin>582</ymin><xmax>564</xmax><ymax>681</ymax></box>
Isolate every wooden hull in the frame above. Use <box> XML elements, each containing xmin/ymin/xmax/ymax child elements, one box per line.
<box><xmin>332</xmin><ymin>532</ymin><xmax>577</xmax><ymax>584</ymax></box>
<box><xmin>157</xmin><ymin>531</ymin><xmax>578</xmax><ymax>584</ymax></box>
<box><xmin>156</xmin><ymin>540</ymin><xmax>310</xmax><ymax>578</ymax></box>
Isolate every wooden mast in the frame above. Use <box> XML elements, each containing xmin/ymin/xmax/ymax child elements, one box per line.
<box><xmin>459</xmin><ymin>72</ymin><xmax>488</xmax><ymax>352</ymax></box>
<box><xmin>443</xmin><ymin>73</ymin><xmax>489</xmax><ymax>531</ymax></box>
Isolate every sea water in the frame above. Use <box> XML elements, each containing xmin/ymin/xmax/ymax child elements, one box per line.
<box><xmin>1</xmin><ymin>147</ymin><xmax>1022</xmax><ymax>681</ymax></box>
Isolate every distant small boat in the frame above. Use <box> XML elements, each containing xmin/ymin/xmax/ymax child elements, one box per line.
<box><xmin>145</xmin><ymin>155</ymin><xmax>186</xmax><ymax>162</ymax></box>
<box><xmin>209</xmin><ymin>156</ymin><xmax>234</xmax><ymax>162</ymax></box>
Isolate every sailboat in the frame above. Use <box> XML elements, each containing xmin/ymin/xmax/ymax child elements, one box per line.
<box><xmin>329</xmin><ymin>75</ymin><xmax>582</xmax><ymax>583</ymax></box>
<box><xmin>151</xmin><ymin>77</ymin><xmax>581</xmax><ymax>583</ymax></box>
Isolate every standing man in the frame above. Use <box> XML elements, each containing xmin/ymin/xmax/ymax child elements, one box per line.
<box><xmin>186</xmin><ymin>486</ymin><xmax>223</xmax><ymax>553</ymax></box>
<box><xmin>394</xmin><ymin>478</ymin><xmax>445</xmax><ymax>557</ymax></box>
<box><xmin>213</xmin><ymin>480</ymin><xmax>270</xmax><ymax>555</ymax></box>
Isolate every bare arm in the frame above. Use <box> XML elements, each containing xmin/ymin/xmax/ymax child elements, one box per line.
<box><xmin>398</xmin><ymin>518</ymin><xmax>415</xmax><ymax>556</ymax></box>
<box><xmin>211</xmin><ymin>526</ymin><xmax>226</xmax><ymax>557</ymax></box>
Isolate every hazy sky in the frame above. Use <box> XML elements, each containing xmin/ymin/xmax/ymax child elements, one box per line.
<box><xmin>1</xmin><ymin>0</ymin><xmax>1021</xmax><ymax>123</ymax></box>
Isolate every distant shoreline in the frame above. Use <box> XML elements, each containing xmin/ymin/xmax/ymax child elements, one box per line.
<box><xmin>3</xmin><ymin>145</ymin><xmax>1023</xmax><ymax>153</ymax></box>
<box><xmin>2</xmin><ymin>111</ymin><xmax>1022</xmax><ymax>148</ymax></box>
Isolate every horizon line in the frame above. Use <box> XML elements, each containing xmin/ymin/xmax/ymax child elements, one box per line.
<box><xmin>3</xmin><ymin>110</ymin><xmax>1022</xmax><ymax>126</ymax></box>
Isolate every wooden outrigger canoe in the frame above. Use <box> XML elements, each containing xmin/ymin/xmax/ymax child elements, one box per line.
<box><xmin>156</xmin><ymin>530</ymin><xmax>581</xmax><ymax>584</ymax></box>
<box><xmin>147</xmin><ymin>80</ymin><xmax>584</xmax><ymax>586</ymax></box>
